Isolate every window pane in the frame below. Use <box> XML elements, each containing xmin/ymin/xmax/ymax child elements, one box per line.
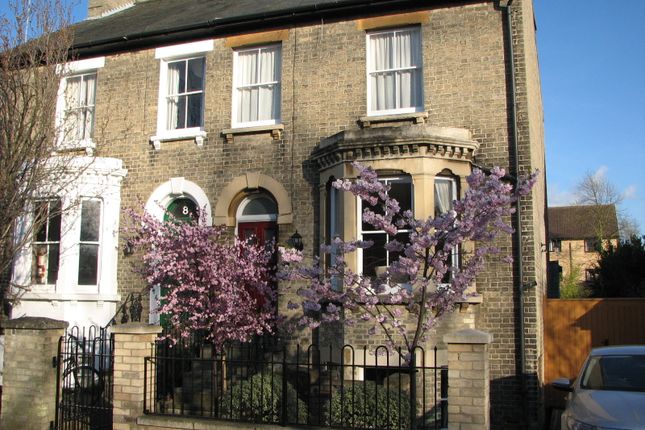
<box><xmin>80</xmin><ymin>200</ymin><xmax>101</xmax><ymax>242</ymax></box>
<box><xmin>167</xmin><ymin>61</ymin><xmax>185</xmax><ymax>94</ymax></box>
<box><xmin>242</xmin><ymin>197</ymin><xmax>277</xmax><ymax>216</ymax></box>
<box><xmin>362</xmin><ymin>233</ymin><xmax>387</xmax><ymax>277</ymax></box>
<box><xmin>165</xmin><ymin>198</ymin><xmax>198</xmax><ymax>222</ymax></box>
<box><xmin>65</xmin><ymin>76</ymin><xmax>81</xmax><ymax>108</ymax></box>
<box><xmin>78</xmin><ymin>244</ymin><xmax>98</xmax><ymax>285</ymax></box>
<box><xmin>187</xmin><ymin>58</ymin><xmax>204</xmax><ymax>92</ymax></box>
<box><xmin>369</xmin><ymin>33</ymin><xmax>393</xmax><ymax>71</ymax></box>
<box><xmin>48</xmin><ymin>200</ymin><xmax>62</xmax><ymax>241</ymax></box>
<box><xmin>48</xmin><ymin>244</ymin><xmax>60</xmax><ymax>285</ymax></box>
<box><xmin>187</xmin><ymin>93</ymin><xmax>202</xmax><ymax>128</ymax></box>
<box><xmin>434</xmin><ymin>178</ymin><xmax>455</xmax><ymax>215</ymax></box>
<box><xmin>238</xmin><ymin>50</ymin><xmax>258</xmax><ymax>86</ymax></box>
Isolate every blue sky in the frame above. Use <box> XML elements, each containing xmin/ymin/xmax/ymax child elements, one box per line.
<box><xmin>2</xmin><ymin>0</ymin><xmax>644</xmax><ymax>233</ymax></box>
<box><xmin>534</xmin><ymin>1</ymin><xmax>645</xmax><ymax>232</ymax></box>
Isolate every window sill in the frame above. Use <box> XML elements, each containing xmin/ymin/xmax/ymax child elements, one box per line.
<box><xmin>359</xmin><ymin>111</ymin><xmax>428</xmax><ymax>128</ymax></box>
<box><xmin>20</xmin><ymin>291</ymin><xmax>121</xmax><ymax>302</ymax></box>
<box><xmin>150</xmin><ymin>129</ymin><xmax>207</xmax><ymax>150</ymax></box>
<box><xmin>57</xmin><ymin>139</ymin><xmax>96</xmax><ymax>155</ymax></box>
<box><xmin>221</xmin><ymin>124</ymin><xmax>284</xmax><ymax>143</ymax></box>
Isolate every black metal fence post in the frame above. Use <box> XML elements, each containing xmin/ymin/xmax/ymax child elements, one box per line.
<box><xmin>440</xmin><ymin>365</ymin><xmax>448</xmax><ymax>429</ymax></box>
<box><xmin>281</xmin><ymin>346</ymin><xmax>287</xmax><ymax>425</ymax></box>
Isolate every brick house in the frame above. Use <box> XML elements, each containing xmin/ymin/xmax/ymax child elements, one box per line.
<box><xmin>10</xmin><ymin>0</ymin><xmax>547</xmax><ymax>427</ymax></box>
<box><xmin>548</xmin><ymin>205</ymin><xmax>619</xmax><ymax>289</ymax></box>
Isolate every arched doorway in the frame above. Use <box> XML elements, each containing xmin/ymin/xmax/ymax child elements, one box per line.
<box><xmin>236</xmin><ymin>193</ymin><xmax>278</xmax><ymax>250</ymax></box>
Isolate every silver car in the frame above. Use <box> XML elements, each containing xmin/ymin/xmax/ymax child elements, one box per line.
<box><xmin>553</xmin><ymin>345</ymin><xmax>645</xmax><ymax>430</ymax></box>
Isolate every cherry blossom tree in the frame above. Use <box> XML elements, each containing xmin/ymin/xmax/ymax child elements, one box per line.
<box><xmin>279</xmin><ymin>162</ymin><xmax>537</xmax><ymax>359</ymax></box>
<box><xmin>125</xmin><ymin>209</ymin><xmax>276</xmax><ymax>347</ymax></box>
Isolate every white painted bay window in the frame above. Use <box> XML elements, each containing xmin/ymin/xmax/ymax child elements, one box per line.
<box><xmin>367</xmin><ymin>27</ymin><xmax>423</xmax><ymax>115</ymax></box>
<box><xmin>33</xmin><ymin>199</ymin><xmax>62</xmax><ymax>285</ymax></box>
<box><xmin>233</xmin><ymin>44</ymin><xmax>281</xmax><ymax>127</ymax></box>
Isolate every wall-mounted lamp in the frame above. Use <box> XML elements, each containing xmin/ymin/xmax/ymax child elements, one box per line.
<box><xmin>288</xmin><ymin>231</ymin><xmax>304</xmax><ymax>251</ymax></box>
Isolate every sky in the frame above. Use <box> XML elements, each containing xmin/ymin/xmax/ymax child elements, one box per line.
<box><xmin>533</xmin><ymin>1</ymin><xmax>645</xmax><ymax>233</ymax></box>
<box><xmin>2</xmin><ymin>0</ymin><xmax>644</xmax><ymax>233</ymax></box>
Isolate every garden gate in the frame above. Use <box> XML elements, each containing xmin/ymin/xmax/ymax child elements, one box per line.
<box><xmin>54</xmin><ymin>326</ymin><xmax>114</xmax><ymax>430</ymax></box>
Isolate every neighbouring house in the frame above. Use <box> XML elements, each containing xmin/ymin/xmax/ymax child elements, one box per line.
<box><xmin>9</xmin><ymin>0</ymin><xmax>547</xmax><ymax>428</ymax></box>
<box><xmin>547</xmin><ymin>205</ymin><xmax>619</xmax><ymax>292</ymax></box>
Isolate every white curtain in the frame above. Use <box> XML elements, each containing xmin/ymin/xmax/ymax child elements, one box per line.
<box><xmin>370</xmin><ymin>33</ymin><xmax>394</xmax><ymax>111</ymax></box>
<box><xmin>434</xmin><ymin>179</ymin><xmax>454</xmax><ymax>215</ymax></box>
<box><xmin>82</xmin><ymin>74</ymin><xmax>96</xmax><ymax>140</ymax></box>
<box><xmin>64</xmin><ymin>76</ymin><xmax>81</xmax><ymax>140</ymax></box>
<box><xmin>237</xmin><ymin>47</ymin><xmax>280</xmax><ymax>123</ymax></box>
<box><xmin>166</xmin><ymin>62</ymin><xmax>182</xmax><ymax>129</ymax></box>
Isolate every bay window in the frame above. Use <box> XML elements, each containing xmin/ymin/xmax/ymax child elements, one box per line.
<box><xmin>358</xmin><ymin>176</ymin><xmax>413</xmax><ymax>277</ymax></box>
<box><xmin>233</xmin><ymin>44</ymin><xmax>281</xmax><ymax>127</ymax></box>
<box><xmin>33</xmin><ymin>199</ymin><xmax>62</xmax><ymax>285</ymax></box>
<box><xmin>367</xmin><ymin>27</ymin><xmax>423</xmax><ymax>115</ymax></box>
<box><xmin>434</xmin><ymin>176</ymin><xmax>459</xmax><ymax>282</ymax></box>
<box><xmin>78</xmin><ymin>199</ymin><xmax>102</xmax><ymax>285</ymax></box>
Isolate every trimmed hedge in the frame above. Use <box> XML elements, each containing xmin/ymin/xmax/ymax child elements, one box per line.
<box><xmin>219</xmin><ymin>371</ymin><xmax>308</xmax><ymax>424</ymax></box>
<box><xmin>328</xmin><ymin>381</ymin><xmax>412</xmax><ymax>429</ymax></box>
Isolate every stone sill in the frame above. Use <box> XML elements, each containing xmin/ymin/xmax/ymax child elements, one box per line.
<box><xmin>19</xmin><ymin>292</ymin><xmax>121</xmax><ymax>302</ymax></box>
<box><xmin>358</xmin><ymin>111</ymin><xmax>428</xmax><ymax>128</ymax></box>
<box><xmin>150</xmin><ymin>130</ymin><xmax>207</xmax><ymax>150</ymax></box>
<box><xmin>221</xmin><ymin>124</ymin><xmax>284</xmax><ymax>143</ymax></box>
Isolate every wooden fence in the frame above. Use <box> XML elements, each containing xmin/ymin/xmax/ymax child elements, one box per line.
<box><xmin>544</xmin><ymin>298</ymin><xmax>645</xmax><ymax>407</ymax></box>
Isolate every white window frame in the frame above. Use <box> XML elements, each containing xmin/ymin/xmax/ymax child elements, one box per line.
<box><xmin>152</xmin><ymin>40</ymin><xmax>213</xmax><ymax>147</ymax></box>
<box><xmin>366</xmin><ymin>26</ymin><xmax>423</xmax><ymax>116</ymax></box>
<box><xmin>55</xmin><ymin>57</ymin><xmax>105</xmax><ymax>154</ymax></box>
<box><xmin>232</xmin><ymin>44</ymin><xmax>282</xmax><ymax>128</ymax></box>
<box><xmin>356</xmin><ymin>176</ymin><xmax>413</xmax><ymax>277</ymax></box>
<box><xmin>77</xmin><ymin>198</ymin><xmax>103</xmax><ymax>288</ymax></box>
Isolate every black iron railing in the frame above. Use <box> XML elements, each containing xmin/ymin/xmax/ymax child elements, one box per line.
<box><xmin>144</xmin><ymin>339</ymin><xmax>448</xmax><ymax>429</ymax></box>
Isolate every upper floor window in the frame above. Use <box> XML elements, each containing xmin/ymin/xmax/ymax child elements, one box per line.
<box><xmin>367</xmin><ymin>27</ymin><xmax>423</xmax><ymax>116</ymax></box>
<box><xmin>549</xmin><ymin>239</ymin><xmax>562</xmax><ymax>253</ymax></box>
<box><xmin>164</xmin><ymin>57</ymin><xmax>205</xmax><ymax>131</ymax></box>
<box><xmin>232</xmin><ymin>45</ymin><xmax>281</xmax><ymax>128</ymax></box>
<box><xmin>62</xmin><ymin>72</ymin><xmax>96</xmax><ymax>143</ymax></box>
<box><xmin>358</xmin><ymin>176</ymin><xmax>412</xmax><ymax>277</ymax></box>
<box><xmin>33</xmin><ymin>199</ymin><xmax>62</xmax><ymax>285</ymax></box>
<box><xmin>153</xmin><ymin>40</ymin><xmax>213</xmax><ymax>147</ymax></box>
<box><xmin>584</xmin><ymin>238</ymin><xmax>600</xmax><ymax>253</ymax></box>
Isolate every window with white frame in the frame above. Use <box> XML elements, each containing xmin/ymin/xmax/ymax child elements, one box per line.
<box><xmin>62</xmin><ymin>72</ymin><xmax>96</xmax><ymax>143</ymax></box>
<box><xmin>358</xmin><ymin>176</ymin><xmax>412</xmax><ymax>277</ymax></box>
<box><xmin>232</xmin><ymin>44</ymin><xmax>281</xmax><ymax>127</ymax></box>
<box><xmin>164</xmin><ymin>57</ymin><xmax>205</xmax><ymax>131</ymax></box>
<box><xmin>33</xmin><ymin>199</ymin><xmax>62</xmax><ymax>285</ymax></box>
<box><xmin>367</xmin><ymin>27</ymin><xmax>423</xmax><ymax>115</ymax></box>
<box><xmin>434</xmin><ymin>176</ymin><xmax>459</xmax><ymax>282</ymax></box>
<box><xmin>78</xmin><ymin>199</ymin><xmax>102</xmax><ymax>285</ymax></box>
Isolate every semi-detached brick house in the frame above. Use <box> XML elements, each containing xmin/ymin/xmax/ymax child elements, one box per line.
<box><xmin>10</xmin><ymin>0</ymin><xmax>547</xmax><ymax>428</ymax></box>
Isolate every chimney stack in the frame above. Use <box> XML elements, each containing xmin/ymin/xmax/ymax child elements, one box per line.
<box><xmin>88</xmin><ymin>0</ymin><xmax>133</xmax><ymax>18</ymax></box>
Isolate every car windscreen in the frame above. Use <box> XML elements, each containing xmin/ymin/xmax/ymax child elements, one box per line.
<box><xmin>581</xmin><ymin>354</ymin><xmax>645</xmax><ymax>392</ymax></box>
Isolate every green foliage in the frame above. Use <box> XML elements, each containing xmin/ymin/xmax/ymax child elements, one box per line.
<box><xmin>327</xmin><ymin>381</ymin><xmax>412</xmax><ymax>429</ymax></box>
<box><xmin>559</xmin><ymin>265</ymin><xmax>590</xmax><ymax>298</ymax></box>
<box><xmin>589</xmin><ymin>235</ymin><xmax>645</xmax><ymax>297</ymax></box>
<box><xmin>219</xmin><ymin>371</ymin><xmax>308</xmax><ymax>423</ymax></box>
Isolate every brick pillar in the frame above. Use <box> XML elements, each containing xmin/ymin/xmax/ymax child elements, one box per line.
<box><xmin>0</xmin><ymin>316</ymin><xmax>68</xmax><ymax>429</ymax></box>
<box><xmin>444</xmin><ymin>328</ymin><xmax>492</xmax><ymax>430</ymax></box>
<box><xmin>112</xmin><ymin>323</ymin><xmax>161</xmax><ymax>430</ymax></box>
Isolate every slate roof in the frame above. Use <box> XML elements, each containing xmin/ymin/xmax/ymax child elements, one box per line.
<box><xmin>69</xmin><ymin>0</ymin><xmax>467</xmax><ymax>57</ymax></box>
<box><xmin>548</xmin><ymin>205</ymin><xmax>619</xmax><ymax>240</ymax></box>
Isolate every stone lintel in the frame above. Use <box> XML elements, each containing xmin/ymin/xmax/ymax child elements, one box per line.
<box><xmin>3</xmin><ymin>316</ymin><xmax>69</xmax><ymax>330</ymax></box>
<box><xmin>444</xmin><ymin>328</ymin><xmax>493</xmax><ymax>345</ymax></box>
<box><xmin>111</xmin><ymin>323</ymin><xmax>162</xmax><ymax>335</ymax></box>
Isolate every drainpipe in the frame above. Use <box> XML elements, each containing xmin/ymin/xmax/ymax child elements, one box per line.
<box><xmin>500</xmin><ymin>0</ymin><xmax>531</xmax><ymax>426</ymax></box>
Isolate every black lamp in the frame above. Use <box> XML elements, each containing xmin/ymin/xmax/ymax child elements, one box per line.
<box><xmin>288</xmin><ymin>230</ymin><xmax>304</xmax><ymax>251</ymax></box>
